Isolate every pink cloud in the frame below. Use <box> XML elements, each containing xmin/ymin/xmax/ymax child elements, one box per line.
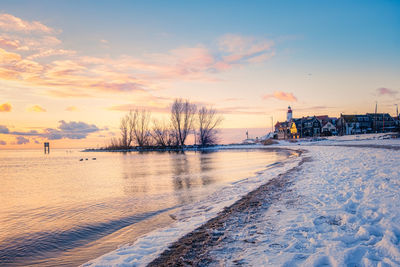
<box><xmin>377</xmin><ymin>87</ymin><xmax>398</xmax><ymax>96</ymax></box>
<box><xmin>0</xmin><ymin>47</ymin><xmax>21</xmax><ymax>62</ymax></box>
<box><xmin>0</xmin><ymin>13</ymin><xmax>278</xmax><ymax>99</ymax></box>
<box><xmin>263</xmin><ymin>91</ymin><xmax>298</xmax><ymax>102</ymax></box>
<box><xmin>218</xmin><ymin>34</ymin><xmax>274</xmax><ymax>64</ymax></box>
<box><xmin>0</xmin><ymin>13</ymin><xmax>56</xmax><ymax>34</ymax></box>
<box><xmin>0</xmin><ymin>37</ymin><xmax>20</xmax><ymax>49</ymax></box>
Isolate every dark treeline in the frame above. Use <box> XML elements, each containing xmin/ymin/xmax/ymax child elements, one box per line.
<box><xmin>106</xmin><ymin>99</ymin><xmax>223</xmax><ymax>149</ymax></box>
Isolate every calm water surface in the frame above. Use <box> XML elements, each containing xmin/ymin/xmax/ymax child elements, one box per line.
<box><xmin>0</xmin><ymin>148</ymin><xmax>287</xmax><ymax>266</ymax></box>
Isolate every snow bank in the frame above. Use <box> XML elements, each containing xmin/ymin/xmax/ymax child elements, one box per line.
<box><xmin>211</xmin><ymin>140</ymin><xmax>400</xmax><ymax>266</ymax></box>
<box><xmin>83</xmin><ymin>149</ymin><xmax>302</xmax><ymax>267</ymax></box>
<box><xmin>268</xmin><ymin>133</ymin><xmax>400</xmax><ymax>148</ymax></box>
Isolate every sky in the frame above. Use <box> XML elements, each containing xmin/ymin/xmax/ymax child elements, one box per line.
<box><xmin>0</xmin><ymin>0</ymin><xmax>399</xmax><ymax>148</ymax></box>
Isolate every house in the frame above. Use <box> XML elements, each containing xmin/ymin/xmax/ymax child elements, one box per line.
<box><xmin>321</xmin><ymin>121</ymin><xmax>337</xmax><ymax>136</ymax></box>
<box><xmin>367</xmin><ymin>113</ymin><xmax>396</xmax><ymax>133</ymax></box>
<box><xmin>274</xmin><ymin>121</ymin><xmax>290</xmax><ymax>139</ymax></box>
<box><xmin>337</xmin><ymin>114</ymin><xmax>372</xmax><ymax>135</ymax></box>
<box><xmin>299</xmin><ymin>116</ymin><xmax>322</xmax><ymax>137</ymax></box>
<box><xmin>316</xmin><ymin>115</ymin><xmax>338</xmax><ymax>136</ymax></box>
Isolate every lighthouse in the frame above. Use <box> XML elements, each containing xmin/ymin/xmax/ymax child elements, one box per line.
<box><xmin>287</xmin><ymin>106</ymin><xmax>293</xmax><ymax>121</ymax></box>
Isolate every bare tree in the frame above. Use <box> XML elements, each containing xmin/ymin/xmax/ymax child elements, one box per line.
<box><xmin>132</xmin><ymin>109</ymin><xmax>151</xmax><ymax>147</ymax></box>
<box><xmin>107</xmin><ymin>137</ymin><xmax>121</xmax><ymax>149</ymax></box>
<box><xmin>119</xmin><ymin>114</ymin><xmax>130</xmax><ymax>149</ymax></box>
<box><xmin>197</xmin><ymin>106</ymin><xmax>223</xmax><ymax>146</ymax></box>
<box><xmin>151</xmin><ymin>119</ymin><xmax>175</xmax><ymax>147</ymax></box>
<box><xmin>171</xmin><ymin>99</ymin><xmax>197</xmax><ymax>146</ymax></box>
<box><xmin>127</xmin><ymin>110</ymin><xmax>136</xmax><ymax>147</ymax></box>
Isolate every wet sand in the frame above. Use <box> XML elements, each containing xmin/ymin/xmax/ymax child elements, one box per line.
<box><xmin>148</xmin><ymin>149</ymin><xmax>309</xmax><ymax>266</ymax></box>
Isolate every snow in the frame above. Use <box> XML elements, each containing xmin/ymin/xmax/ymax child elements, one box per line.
<box><xmin>84</xmin><ymin>133</ymin><xmax>400</xmax><ymax>267</ymax></box>
<box><xmin>210</xmin><ymin>135</ymin><xmax>400</xmax><ymax>266</ymax></box>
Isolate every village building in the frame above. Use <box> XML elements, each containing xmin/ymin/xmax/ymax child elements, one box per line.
<box><xmin>321</xmin><ymin>121</ymin><xmax>337</xmax><ymax>136</ymax></box>
<box><xmin>337</xmin><ymin>114</ymin><xmax>372</xmax><ymax>135</ymax></box>
<box><xmin>298</xmin><ymin>116</ymin><xmax>322</xmax><ymax>137</ymax></box>
<box><xmin>274</xmin><ymin>107</ymin><xmax>325</xmax><ymax>139</ymax></box>
<box><xmin>367</xmin><ymin>113</ymin><xmax>397</xmax><ymax>133</ymax></box>
<box><xmin>274</xmin><ymin>107</ymin><xmax>398</xmax><ymax>138</ymax></box>
<box><xmin>274</xmin><ymin>106</ymin><xmax>293</xmax><ymax>139</ymax></box>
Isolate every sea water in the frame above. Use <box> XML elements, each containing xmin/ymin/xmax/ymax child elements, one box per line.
<box><xmin>0</xmin><ymin>148</ymin><xmax>287</xmax><ymax>266</ymax></box>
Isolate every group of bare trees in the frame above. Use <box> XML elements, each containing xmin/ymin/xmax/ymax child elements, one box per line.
<box><xmin>108</xmin><ymin>99</ymin><xmax>223</xmax><ymax>149</ymax></box>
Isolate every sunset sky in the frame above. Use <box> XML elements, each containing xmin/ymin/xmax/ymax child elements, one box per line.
<box><xmin>0</xmin><ymin>0</ymin><xmax>399</xmax><ymax>148</ymax></box>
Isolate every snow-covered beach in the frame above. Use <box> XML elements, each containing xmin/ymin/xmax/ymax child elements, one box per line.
<box><xmin>85</xmin><ymin>134</ymin><xmax>400</xmax><ymax>266</ymax></box>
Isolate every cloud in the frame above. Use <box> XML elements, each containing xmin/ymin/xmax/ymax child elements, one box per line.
<box><xmin>0</xmin><ymin>13</ymin><xmax>278</xmax><ymax>99</ymax></box>
<box><xmin>0</xmin><ymin>125</ymin><xmax>9</xmax><ymax>133</ymax></box>
<box><xmin>16</xmin><ymin>136</ymin><xmax>29</xmax><ymax>144</ymax></box>
<box><xmin>27</xmin><ymin>105</ymin><xmax>46</xmax><ymax>112</ymax></box>
<box><xmin>0</xmin><ymin>121</ymin><xmax>101</xmax><ymax>140</ymax></box>
<box><xmin>26</xmin><ymin>48</ymin><xmax>76</xmax><ymax>60</ymax></box>
<box><xmin>0</xmin><ymin>48</ymin><xmax>21</xmax><ymax>62</ymax></box>
<box><xmin>0</xmin><ymin>140</ymin><xmax>6</xmax><ymax>145</ymax></box>
<box><xmin>218</xmin><ymin>34</ymin><xmax>274</xmax><ymax>65</ymax></box>
<box><xmin>45</xmin><ymin>120</ymin><xmax>100</xmax><ymax>140</ymax></box>
<box><xmin>0</xmin><ymin>13</ymin><xmax>56</xmax><ymax>34</ymax></box>
<box><xmin>263</xmin><ymin>91</ymin><xmax>298</xmax><ymax>102</ymax></box>
<box><xmin>65</xmin><ymin>106</ymin><xmax>78</xmax><ymax>111</ymax></box>
<box><xmin>377</xmin><ymin>87</ymin><xmax>398</xmax><ymax>96</ymax></box>
<box><xmin>108</xmin><ymin>104</ymin><xmax>171</xmax><ymax>113</ymax></box>
<box><xmin>218</xmin><ymin>106</ymin><xmax>268</xmax><ymax>115</ymax></box>
<box><xmin>0</xmin><ymin>102</ymin><xmax>12</xmax><ymax>112</ymax></box>
<box><xmin>0</xmin><ymin>36</ymin><xmax>21</xmax><ymax>49</ymax></box>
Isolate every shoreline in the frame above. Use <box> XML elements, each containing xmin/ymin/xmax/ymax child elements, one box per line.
<box><xmin>83</xmin><ymin>146</ymin><xmax>304</xmax><ymax>266</ymax></box>
<box><xmin>147</xmin><ymin>149</ymin><xmax>308</xmax><ymax>266</ymax></box>
<box><xmin>82</xmin><ymin>143</ymin><xmax>261</xmax><ymax>153</ymax></box>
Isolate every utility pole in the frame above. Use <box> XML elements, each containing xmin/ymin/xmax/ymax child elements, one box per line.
<box><xmin>395</xmin><ymin>104</ymin><xmax>399</xmax><ymax>118</ymax></box>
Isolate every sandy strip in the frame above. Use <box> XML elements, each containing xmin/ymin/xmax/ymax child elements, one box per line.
<box><xmin>148</xmin><ymin>150</ymin><xmax>309</xmax><ymax>266</ymax></box>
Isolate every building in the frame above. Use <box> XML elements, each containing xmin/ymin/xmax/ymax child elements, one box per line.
<box><xmin>337</xmin><ymin>114</ymin><xmax>372</xmax><ymax>135</ymax></box>
<box><xmin>274</xmin><ymin>106</ymin><xmax>293</xmax><ymax>139</ymax></box>
<box><xmin>275</xmin><ymin>121</ymin><xmax>290</xmax><ymax>139</ymax></box>
<box><xmin>274</xmin><ymin>107</ymin><xmax>325</xmax><ymax>139</ymax></box>
<box><xmin>367</xmin><ymin>113</ymin><xmax>397</xmax><ymax>133</ymax></box>
<box><xmin>287</xmin><ymin>106</ymin><xmax>293</xmax><ymax>121</ymax></box>
<box><xmin>298</xmin><ymin>116</ymin><xmax>322</xmax><ymax>137</ymax></box>
<box><xmin>321</xmin><ymin>121</ymin><xmax>337</xmax><ymax>136</ymax></box>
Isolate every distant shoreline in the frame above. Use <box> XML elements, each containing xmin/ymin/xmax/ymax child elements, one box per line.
<box><xmin>82</xmin><ymin>143</ymin><xmax>261</xmax><ymax>153</ymax></box>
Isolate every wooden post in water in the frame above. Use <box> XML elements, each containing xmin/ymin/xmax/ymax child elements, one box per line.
<box><xmin>44</xmin><ymin>142</ymin><xmax>50</xmax><ymax>154</ymax></box>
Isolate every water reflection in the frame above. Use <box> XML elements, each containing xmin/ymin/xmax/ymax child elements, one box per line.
<box><xmin>0</xmin><ymin>148</ymin><xmax>288</xmax><ymax>266</ymax></box>
<box><xmin>199</xmin><ymin>151</ymin><xmax>215</xmax><ymax>186</ymax></box>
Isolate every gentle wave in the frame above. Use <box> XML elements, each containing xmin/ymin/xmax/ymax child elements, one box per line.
<box><xmin>0</xmin><ymin>207</ymin><xmax>176</xmax><ymax>264</ymax></box>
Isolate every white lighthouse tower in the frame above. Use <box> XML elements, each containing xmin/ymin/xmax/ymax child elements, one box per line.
<box><xmin>287</xmin><ymin>106</ymin><xmax>293</xmax><ymax>121</ymax></box>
